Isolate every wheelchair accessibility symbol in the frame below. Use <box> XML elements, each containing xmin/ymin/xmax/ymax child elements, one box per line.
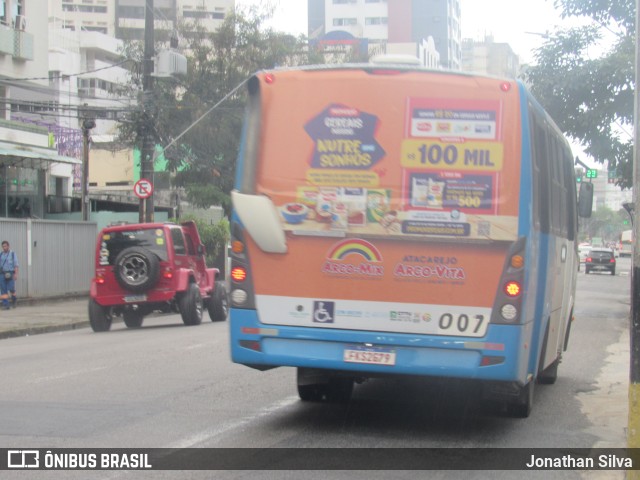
<box><xmin>312</xmin><ymin>301</ymin><xmax>335</xmax><ymax>323</ymax></box>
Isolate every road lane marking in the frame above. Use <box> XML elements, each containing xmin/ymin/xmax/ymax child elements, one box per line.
<box><xmin>32</xmin><ymin>366</ymin><xmax>108</xmax><ymax>383</ymax></box>
<box><xmin>169</xmin><ymin>395</ymin><xmax>299</xmax><ymax>448</ymax></box>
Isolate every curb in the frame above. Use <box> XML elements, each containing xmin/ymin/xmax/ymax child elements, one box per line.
<box><xmin>0</xmin><ymin>320</ymin><xmax>91</xmax><ymax>340</ymax></box>
<box><xmin>16</xmin><ymin>293</ymin><xmax>89</xmax><ymax>307</ymax></box>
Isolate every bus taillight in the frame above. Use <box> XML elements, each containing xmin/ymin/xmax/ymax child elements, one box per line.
<box><xmin>231</xmin><ymin>267</ymin><xmax>247</xmax><ymax>282</ymax></box>
<box><xmin>504</xmin><ymin>281</ymin><xmax>521</xmax><ymax>297</ymax></box>
<box><xmin>231</xmin><ymin>240</ymin><xmax>245</xmax><ymax>254</ymax></box>
<box><xmin>510</xmin><ymin>255</ymin><xmax>524</xmax><ymax>269</ymax></box>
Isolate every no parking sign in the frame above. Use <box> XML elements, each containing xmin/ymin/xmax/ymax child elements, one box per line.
<box><xmin>133</xmin><ymin>179</ymin><xmax>154</xmax><ymax>199</ymax></box>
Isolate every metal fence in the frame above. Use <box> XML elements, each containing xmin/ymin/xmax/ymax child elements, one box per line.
<box><xmin>0</xmin><ymin>218</ymin><xmax>97</xmax><ymax>299</ymax></box>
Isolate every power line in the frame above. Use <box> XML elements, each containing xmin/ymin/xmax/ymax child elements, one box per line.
<box><xmin>0</xmin><ymin>59</ymin><xmax>135</xmax><ymax>83</ymax></box>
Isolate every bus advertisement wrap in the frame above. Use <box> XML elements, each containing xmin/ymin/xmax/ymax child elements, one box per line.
<box><xmin>229</xmin><ymin>65</ymin><xmax>588</xmax><ymax>417</ymax></box>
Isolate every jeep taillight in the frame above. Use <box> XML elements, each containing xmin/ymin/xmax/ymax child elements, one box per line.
<box><xmin>163</xmin><ymin>268</ymin><xmax>173</xmax><ymax>279</ymax></box>
<box><xmin>96</xmin><ymin>275</ymin><xmax>105</xmax><ymax>284</ymax></box>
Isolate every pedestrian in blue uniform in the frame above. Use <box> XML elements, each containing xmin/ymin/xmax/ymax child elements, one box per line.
<box><xmin>0</xmin><ymin>240</ymin><xmax>19</xmax><ymax>310</ymax></box>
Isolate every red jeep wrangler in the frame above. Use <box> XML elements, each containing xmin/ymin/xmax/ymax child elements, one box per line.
<box><xmin>89</xmin><ymin>221</ymin><xmax>228</xmax><ymax>332</ymax></box>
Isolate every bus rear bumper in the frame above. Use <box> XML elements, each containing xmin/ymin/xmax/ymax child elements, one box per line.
<box><xmin>230</xmin><ymin>309</ymin><xmax>528</xmax><ymax>383</ymax></box>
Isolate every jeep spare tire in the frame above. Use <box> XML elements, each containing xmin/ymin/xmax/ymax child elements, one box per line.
<box><xmin>114</xmin><ymin>246</ymin><xmax>160</xmax><ymax>293</ymax></box>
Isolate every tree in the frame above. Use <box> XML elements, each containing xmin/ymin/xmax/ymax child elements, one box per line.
<box><xmin>523</xmin><ymin>0</ymin><xmax>634</xmax><ymax>189</ymax></box>
<box><xmin>118</xmin><ymin>5</ymin><xmax>311</xmax><ymax>217</ymax></box>
<box><xmin>579</xmin><ymin>205</ymin><xmax>629</xmax><ymax>243</ymax></box>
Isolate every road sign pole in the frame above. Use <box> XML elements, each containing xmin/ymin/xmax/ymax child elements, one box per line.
<box><xmin>139</xmin><ymin>0</ymin><xmax>155</xmax><ymax>223</ymax></box>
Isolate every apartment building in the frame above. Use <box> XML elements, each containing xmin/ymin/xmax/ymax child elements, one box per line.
<box><xmin>50</xmin><ymin>0</ymin><xmax>234</xmax><ymax>39</ymax></box>
<box><xmin>0</xmin><ymin>0</ymin><xmax>80</xmax><ymax>219</ymax></box>
<box><xmin>461</xmin><ymin>36</ymin><xmax>520</xmax><ymax>79</ymax></box>
<box><xmin>308</xmin><ymin>0</ymin><xmax>461</xmax><ymax>69</ymax></box>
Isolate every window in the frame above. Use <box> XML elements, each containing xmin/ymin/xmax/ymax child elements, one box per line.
<box><xmin>12</xmin><ymin>0</ymin><xmax>22</xmax><ymax>18</ymax></box>
<box><xmin>118</xmin><ymin>5</ymin><xmax>144</xmax><ymax>18</ymax></box>
<box><xmin>529</xmin><ymin>108</ymin><xmax>550</xmax><ymax>234</ymax></box>
<box><xmin>365</xmin><ymin>17</ymin><xmax>388</xmax><ymax>25</ymax></box>
<box><xmin>171</xmin><ymin>228</ymin><xmax>186</xmax><ymax>255</ymax></box>
<box><xmin>104</xmin><ymin>230</ymin><xmax>169</xmax><ymax>265</ymax></box>
<box><xmin>184</xmin><ymin>233</ymin><xmax>196</xmax><ymax>255</ymax></box>
<box><xmin>563</xmin><ymin>150</ymin><xmax>577</xmax><ymax>241</ymax></box>
<box><xmin>333</xmin><ymin>18</ymin><xmax>357</xmax><ymax>26</ymax></box>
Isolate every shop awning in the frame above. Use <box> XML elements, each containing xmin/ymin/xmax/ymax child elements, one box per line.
<box><xmin>0</xmin><ymin>145</ymin><xmax>81</xmax><ymax>169</ymax></box>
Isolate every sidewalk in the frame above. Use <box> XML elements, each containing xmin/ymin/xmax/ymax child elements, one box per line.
<box><xmin>0</xmin><ymin>295</ymin><xmax>90</xmax><ymax>339</ymax></box>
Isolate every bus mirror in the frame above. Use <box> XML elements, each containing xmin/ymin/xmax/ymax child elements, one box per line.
<box><xmin>578</xmin><ymin>182</ymin><xmax>593</xmax><ymax>218</ymax></box>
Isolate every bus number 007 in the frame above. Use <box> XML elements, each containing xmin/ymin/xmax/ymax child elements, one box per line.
<box><xmin>439</xmin><ymin>313</ymin><xmax>485</xmax><ymax>333</ymax></box>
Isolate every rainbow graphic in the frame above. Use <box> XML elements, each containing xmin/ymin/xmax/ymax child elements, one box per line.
<box><xmin>327</xmin><ymin>239</ymin><xmax>383</xmax><ymax>262</ymax></box>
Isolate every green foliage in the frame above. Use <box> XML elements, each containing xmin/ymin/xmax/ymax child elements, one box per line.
<box><xmin>117</xmin><ymin>4</ymin><xmax>311</xmax><ymax>216</ymax></box>
<box><xmin>579</xmin><ymin>206</ymin><xmax>629</xmax><ymax>242</ymax></box>
<box><xmin>523</xmin><ymin>0</ymin><xmax>634</xmax><ymax>189</ymax></box>
<box><xmin>176</xmin><ymin>214</ymin><xmax>229</xmax><ymax>267</ymax></box>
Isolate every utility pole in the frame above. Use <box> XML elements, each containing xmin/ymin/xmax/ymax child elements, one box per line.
<box><xmin>139</xmin><ymin>0</ymin><xmax>155</xmax><ymax>223</ymax></box>
<box><xmin>81</xmin><ymin>110</ymin><xmax>96</xmax><ymax>222</ymax></box>
<box><xmin>629</xmin><ymin>0</ymin><xmax>640</xmax><ymax>456</ymax></box>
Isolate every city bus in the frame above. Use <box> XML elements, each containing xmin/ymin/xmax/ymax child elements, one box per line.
<box><xmin>228</xmin><ymin>62</ymin><xmax>593</xmax><ymax>417</ymax></box>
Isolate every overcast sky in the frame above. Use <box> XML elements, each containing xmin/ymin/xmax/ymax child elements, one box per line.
<box><xmin>234</xmin><ymin>0</ymin><xmax>601</xmax><ymax>165</ymax></box>
<box><xmin>235</xmin><ymin>0</ymin><xmax>568</xmax><ymax>64</ymax></box>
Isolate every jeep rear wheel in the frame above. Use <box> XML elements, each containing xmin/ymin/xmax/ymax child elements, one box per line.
<box><xmin>208</xmin><ymin>281</ymin><xmax>229</xmax><ymax>322</ymax></box>
<box><xmin>89</xmin><ymin>299</ymin><xmax>112</xmax><ymax>332</ymax></box>
<box><xmin>114</xmin><ymin>246</ymin><xmax>160</xmax><ymax>293</ymax></box>
<box><xmin>123</xmin><ymin>309</ymin><xmax>144</xmax><ymax>328</ymax></box>
<box><xmin>179</xmin><ymin>282</ymin><xmax>203</xmax><ymax>326</ymax></box>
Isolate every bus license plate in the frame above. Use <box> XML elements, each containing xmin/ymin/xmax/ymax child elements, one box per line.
<box><xmin>344</xmin><ymin>346</ymin><xmax>396</xmax><ymax>366</ymax></box>
<box><xmin>124</xmin><ymin>294</ymin><xmax>146</xmax><ymax>303</ymax></box>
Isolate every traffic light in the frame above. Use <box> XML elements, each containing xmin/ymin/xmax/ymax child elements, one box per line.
<box><xmin>586</xmin><ymin>169</ymin><xmax>598</xmax><ymax>179</ymax></box>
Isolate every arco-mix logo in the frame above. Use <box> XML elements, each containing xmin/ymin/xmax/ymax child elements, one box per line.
<box><xmin>321</xmin><ymin>238</ymin><xmax>383</xmax><ymax>277</ymax></box>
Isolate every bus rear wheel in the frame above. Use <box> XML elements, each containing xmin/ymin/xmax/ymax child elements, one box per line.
<box><xmin>507</xmin><ymin>380</ymin><xmax>534</xmax><ymax>418</ymax></box>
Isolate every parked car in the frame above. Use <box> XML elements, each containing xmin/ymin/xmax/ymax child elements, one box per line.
<box><xmin>584</xmin><ymin>247</ymin><xmax>616</xmax><ymax>275</ymax></box>
<box><xmin>88</xmin><ymin>221</ymin><xmax>228</xmax><ymax>332</ymax></box>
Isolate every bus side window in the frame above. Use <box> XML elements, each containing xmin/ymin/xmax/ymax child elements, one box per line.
<box><xmin>563</xmin><ymin>150</ymin><xmax>577</xmax><ymax>240</ymax></box>
<box><xmin>531</xmin><ymin>115</ymin><xmax>551</xmax><ymax>234</ymax></box>
<box><xmin>551</xmin><ymin>136</ymin><xmax>568</xmax><ymax>239</ymax></box>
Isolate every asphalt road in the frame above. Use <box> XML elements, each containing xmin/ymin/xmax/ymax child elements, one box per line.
<box><xmin>0</xmin><ymin>258</ymin><xmax>631</xmax><ymax>480</ymax></box>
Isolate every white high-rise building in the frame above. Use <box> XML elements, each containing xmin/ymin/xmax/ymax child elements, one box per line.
<box><xmin>49</xmin><ymin>0</ymin><xmax>234</xmax><ymax>39</ymax></box>
<box><xmin>0</xmin><ymin>0</ymin><xmax>80</xmax><ymax>218</ymax></box>
<box><xmin>308</xmin><ymin>0</ymin><xmax>461</xmax><ymax>69</ymax></box>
